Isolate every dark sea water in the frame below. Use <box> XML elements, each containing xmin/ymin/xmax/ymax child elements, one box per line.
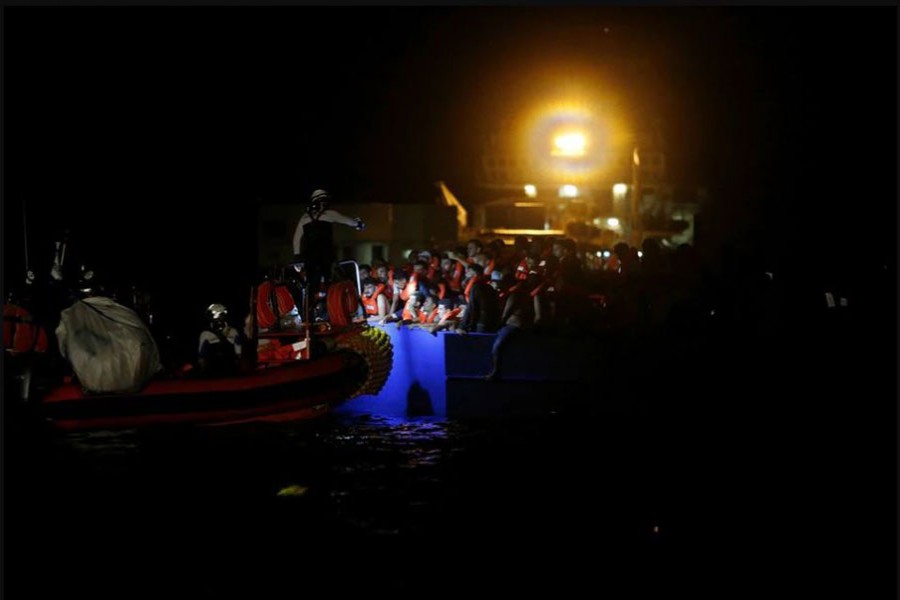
<box><xmin>6</xmin><ymin>399</ymin><xmax>698</xmax><ymax>595</ymax></box>
<box><xmin>6</xmin><ymin>397</ymin><xmax>892</xmax><ymax>598</ymax></box>
<box><xmin>5</xmin><ymin>305</ymin><xmax>894</xmax><ymax>597</ymax></box>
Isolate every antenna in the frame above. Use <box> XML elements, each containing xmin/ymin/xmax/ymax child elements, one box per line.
<box><xmin>22</xmin><ymin>203</ymin><xmax>30</xmax><ymax>277</ymax></box>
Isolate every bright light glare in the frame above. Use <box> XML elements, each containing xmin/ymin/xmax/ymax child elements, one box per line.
<box><xmin>602</xmin><ymin>251</ymin><xmax>611</xmax><ymax>259</ymax></box>
<box><xmin>559</xmin><ymin>184</ymin><xmax>578</xmax><ymax>198</ymax></box>
<box><xmin>524</xmin><ymin>184</ymin><xmax>537</xmax><ymax>198</ymax></box>
<box><xmin>553</xmin><ymin>132</ymin><xmax>586</xmax><ymax>156</ymax></box>
<box><xmin>606</xmin><ymin>217</ymin><xmax>620</xmax><ymax>228</ymax></box>
<box><xmin>612</xmin><ymin>183</ymin><xmax>628</xmax><ymax>197</ymax></box>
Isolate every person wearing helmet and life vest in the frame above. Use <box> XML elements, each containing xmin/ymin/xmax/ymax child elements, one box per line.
<box><xmin>291</xmin><ymin>189</ymin><xmax>365</xmax><ymax>322</ymax></box>
<box><xmin>198</xmin><ymin>303</ymin><xmax>242</xmax><ymax>376</ymax></box>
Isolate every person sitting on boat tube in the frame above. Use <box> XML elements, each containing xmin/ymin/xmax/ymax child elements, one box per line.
<box><xmin>291</xmin><ymin>189</ymin><xmax>366</xmax><ymax>321</ymax></box>
<box><xmin>198</xmin><ymin>303</ymin><xmax>242</xmax><ymax>376</ymax></box>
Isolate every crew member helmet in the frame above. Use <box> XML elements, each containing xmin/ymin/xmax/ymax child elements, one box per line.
<box><xmin>309</xmin><ymin>189</ymin><xmax>330</xmax><ymax>214</ymax></box>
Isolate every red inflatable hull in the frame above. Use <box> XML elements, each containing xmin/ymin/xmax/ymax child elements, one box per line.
<box><xmin>41</xmin><ymin>352</ymin><xmax>364</xmax><ymax>432</ymax></box>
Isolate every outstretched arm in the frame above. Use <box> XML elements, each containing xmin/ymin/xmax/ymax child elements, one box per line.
<box><xmin>321</xmin><ymin>209</ymin><xmax>364</xmax><ymax>230</ymax></box>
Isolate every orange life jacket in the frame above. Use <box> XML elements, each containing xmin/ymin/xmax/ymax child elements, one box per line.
<box><xmin>446</xmin><ymin>262</ymin><xmax>464</xmax><ymax>292</ymax></box>
<box><xmin>401</xmin><ymin>272</ymin><xmax>418</xmax><ymax>303</ymax></box>
<box><xmin>361</xmin><ymin>284</ymin><xmax>386</xmax><ymax>316</ymax></box>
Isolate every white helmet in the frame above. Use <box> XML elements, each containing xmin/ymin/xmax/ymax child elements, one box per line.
<box><xmin>309</xmin><ymin>189</ymin><xmax>330</xmax><ymax>213</ymax></box>
<box><xmin>206</xmin><ymin>303</ymin><xmax>228</xmax><ymax>321</ymax></box>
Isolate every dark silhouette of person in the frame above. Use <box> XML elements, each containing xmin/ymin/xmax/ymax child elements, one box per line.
<box><xmin>291</xmin><ymin>189</ymin><xmax>365</xmax><ymax>321</ymax></box>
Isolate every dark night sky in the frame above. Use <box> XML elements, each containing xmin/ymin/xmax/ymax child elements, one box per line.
<box><xmin>3</xmin><ymin>7</ymin><xmax>897</xmax><ymax>303</ymax></box>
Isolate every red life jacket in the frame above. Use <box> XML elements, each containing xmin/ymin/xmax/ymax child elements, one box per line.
<box><xmin>257</xmin><ymin>339</ymin><xmax>306</xmax><ymax>362</ymax></box>
<box><xmin>515</xmin><ymin>259</ymin><xmax>530</xmax><ymax>281</ymax></box>
<box><xmin>3</xmin><ymin>303</ymin><xmax>49</xmax><ymax>354</ymax></box>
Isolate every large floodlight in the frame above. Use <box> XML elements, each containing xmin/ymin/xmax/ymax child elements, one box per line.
<box><xmin>552</xmin><ymin>132</ymin><xmax>587</xmax><ymax>157</ymax></box>
<box><xmin>522</xmin><ymin>100</ymin><xmax>625</xmax><ymax>182</ymax></box>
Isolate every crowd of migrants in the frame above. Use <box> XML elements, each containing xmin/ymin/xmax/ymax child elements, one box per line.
<box><xmin>353</xmin><ymin>236</ymin><xmax>717</xmax><ymax>334</ymax></box>
<box><xmin>4</xmin><ymin>230</ymin><xmax>778</xmax><ymax>382</ymax></box>
<box><xmin>256</xmin><ymin>231</ymin><xmax>786</xmax><ymax>382</ymax></box>
<box><xmin>10</xmin><ymin>209</ymin><xmax>860</xmax><ymax>396</ymax></box>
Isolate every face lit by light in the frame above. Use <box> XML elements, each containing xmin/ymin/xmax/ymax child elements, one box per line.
<box><xmin>552</xmin><ymin>132</ymin><xmax>587</xmax><ymax>157</ymax></box>
<box><xmin>524</xmin><ymin>184</ymin><xmax>537</xmax><ymax>198</ymax></box>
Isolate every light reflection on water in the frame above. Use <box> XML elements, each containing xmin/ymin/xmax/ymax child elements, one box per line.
<box><xmin>12</xmin><ymin>396</ymin><xmax>755</xmax><ymax>596</ymax></box>
<box><xmin>41</xmin><ymin>404</ymin><xmax>670</xmax><ymax>540</ymax></box>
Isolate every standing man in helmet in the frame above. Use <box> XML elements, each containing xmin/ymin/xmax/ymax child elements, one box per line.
<box><xmin>198</xmin><ymin>303</ymin><xmax>242</xmax><ymax>376</ymax></box>
<box><xmin>291</xmin><ymin>189</ymin><xmax>365</xmax><ymax>322</ymax></box>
